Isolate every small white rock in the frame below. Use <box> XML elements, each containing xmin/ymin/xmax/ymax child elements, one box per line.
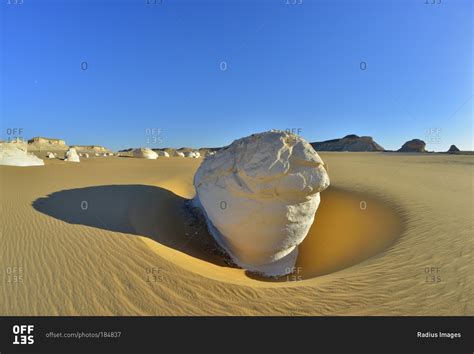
<box><xmin>64</xmin><ymin>148</ymin><xmax>80</xmax><ymax>162</ymax></box>
<box><xmin>132</xmin><ymin>148</ymin><xmax>158</xmax><ymax>159</ymax></box>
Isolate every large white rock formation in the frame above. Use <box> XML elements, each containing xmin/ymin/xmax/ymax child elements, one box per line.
<box><xmin>175</xmin><ymin>151</ymin><xmax>185</xmax><ymax>157</ymax></box>
<box><xmin>193</xmin><ymin>130</ymin><xmax>330</xmax><ymax>276</ymax></box>
<box><xmin>64</xmin><ymin>148</ymin><xmax>80</xmax><ymax>162</ymax></box>
<box><xmin>132</xmin><ymin>148</ymin><xmax>158</xmax><ymax>159</ymax></box>
<box><xmin>0</xmin><ymin>141</ymin><xmax>45</xmax><ymax>166</ymax></box>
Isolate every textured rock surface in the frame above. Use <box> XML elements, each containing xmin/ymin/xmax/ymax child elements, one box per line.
<box><xmin>193</xmin><ymin>130</ymin><xmax>330</xmax><ymax>276</ymax></box>
<box><xmin>132</xmin><ymin>148</ymin><xmax>158</xmax><ymax>159</ymax></box>
<box><xmin>157</xmin><ymin>151</ymin><xmax>170</xmax><ymax>157</ymax></box>
<box><xmin>28</xmin><ymin>137</ymin><xmax>68</xmax><ymax>151</ymax></box>
<box><xmin>398</xmin><ymin>139</ymin><xmax>426</xmax><ymax>152</ymax></box>
<box><xmin>64</xmin><ymin>148</ymin><xmax>80</xmax><ymax>162</ymax></box>
<box><xmin>70</xmin><ymin>145</ymin><xmax>111</xmax><ymax>154</ymax></box>
<box><xmin>0</xmin><ymin>141</ymin><xmax>45</xmax><ymax>166</ymax></box>
<box><xmin>46</xmin><ymin>152</ymin><xmax>55</xmax><ymax>159</ymax></box>
<box><xmin>175</xmin><ymin>151</ymin><xmax>185</xmax><ymax>157</ymax></box>
<box><xmin>311</xmin><ymin>134</ymin><xmax>384</xmax><ymax>152</ymax></box>
<box><xmin>447</xmin><ymin>145</ymin><xmax>460</xmax><ymax>153</ymax></box>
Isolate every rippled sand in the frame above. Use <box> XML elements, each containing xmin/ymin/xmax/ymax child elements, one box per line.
<box><xmin>0</xmin><ymin>153</ymin><xmax>472</xmax><ymax>315</ymax></box>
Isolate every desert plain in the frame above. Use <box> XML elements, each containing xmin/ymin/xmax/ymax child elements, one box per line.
<box><xmin>0</xmin><ymin>152</ymin><xmax>472</xmax><ymax>315</ymax></box>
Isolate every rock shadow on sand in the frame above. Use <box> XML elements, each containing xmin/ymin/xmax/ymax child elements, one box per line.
<box><xmin>32</xmin><ymin>185</ymin><xmax>233</xmax><ymax>268</ymax></box>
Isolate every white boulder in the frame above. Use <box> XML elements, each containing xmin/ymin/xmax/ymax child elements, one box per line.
<box><xmin>95</xmin><ymin>153</ymin><xmax>100</xmax><ymax>157</ymax></box>
<box><xmin>46</xmin><ymin>152</ymin><xmax>55</xmax><ymax>159</ymax></box>
<box><xmin>84</xmin><ymin>153</ymin><xmax>89</xmax><ymax>158</ymax></box>
<box><xmin>0</xmin><ymin>141</ymin><xmax>44</xmax><ymax>166</ymax></box>
<box><xmin>131</xmin><ymin>148</ymin><xmax>158</xmax><ymax>159</ymax></box>
<box><xmin>157</xmin><ymin>151</ymin><xmax>170</xmax><ymax>157</ymax></box>
<box><xmin>64</xmin><ymin>148</ymin><xmax>80</xmax><ymax>162</ymax></box>
<box><xmin>192</xmin><ymin>151</ymin><xmax>201</xmax><ymax>158</ymax></box>
<box><xmin>193</xmin><ymin>130</ymin><xmax>330</xmax><ymax>276</ymax></box>
<box><xmin>175</xmin><ymin>151</ymin><xmax>185</xmax><ymax>157</ymax></box>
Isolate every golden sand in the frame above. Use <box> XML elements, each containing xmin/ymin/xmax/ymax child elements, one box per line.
<box><xmin>0</xmin><ymin>153</ymin><xmax>472</xmax><ymax>315</ymax></box>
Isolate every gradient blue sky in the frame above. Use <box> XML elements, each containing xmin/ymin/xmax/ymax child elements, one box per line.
<box><xmin>1</xmin><ymin>0</ymin><xmax>472</xmax><ymax>151</ymax></box>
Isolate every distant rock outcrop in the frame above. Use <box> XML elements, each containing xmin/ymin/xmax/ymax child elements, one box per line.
<box><xmin>28</xmin><ymin>137</ymin><xmax>68</xmax><ymax>151</ymax></box>
<box><xmin>311</xmin><ymin>134</ymin><xmax>384</xmax><ymax>152</ymax></box>
<box><xmin>70</xmin><ymin>145</ymin><xmax>111</xmax><ymax>154</ymax></box>
<box><xmin>397</xmin><ymin>139</ymin><xmax>427</xmax><ymax>153</ymax></box>
<box><xmin>131</xmin><ymin>148</ymin><xmax>158</xmax><ymax>159</ymax></box>
<box><xmin>1</xmin><ymin>141</ymin><xmax>45</xmax><ymax>166</ymax></box>
<box><xmin>447</xmin><ymin>145</ymin><xmax>460</xmax><ymax>153</ymax></box>
<box><xmin>157</xmin><ymin>151</ymin><xmax>170</xmax><ymax>157</ymax></box>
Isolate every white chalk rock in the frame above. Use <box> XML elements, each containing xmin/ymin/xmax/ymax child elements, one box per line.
<box><xmin>184</xmin><ymin>151</ymin><xmax>194</xmax><ymax>158</ymax></box>
<box><xmin>64</xmin><ymin>148</ymin><xmax>80</xmax><ymax>162</ymax></box>
<box><xmin>46</xmin><ymin>152</ymin><xmax>55</xmax><ymax>159</ymax></box>
<box><xmin>0</xmin><ymin>141</ymin><xmax>44</xmax><ymax>166</ymax></box>
<box><xmin>132</xmin><ymin>148</ymin><xmax>158</xmax><ymax>159</ymax></box>
<box><xmin>84</xmin><ymin>153</ymin><xmax>90</xmax><ymax>158</ymax></box>
<box><xmin>192</xmin><ymin>151</ymin><xmax>201</xmax><ymax>158</ymax></box>
<box><xmin>193</xmin><ymin>130</ymin><xmax>330</xmax><ymax>276</ymax></box>
<box><xmin>95</xmin><ymin>153</ymin><xmax>100</xmax><ymax>157</ymax></box>
<box><xmin>157</xmin><ymin>151</ymin><xmax>170</xmax><ymax>157</ymax></box>
<box><xmin>175</xmin><ymin>151</ymin><xmax>185</xmax><ymax>157</ymax></box>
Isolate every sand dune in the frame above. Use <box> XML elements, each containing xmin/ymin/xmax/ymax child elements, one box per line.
<box><xmin>0</xmin><ymin>153</ymin><xmax>472</xmax><ymax>315</ymax></box>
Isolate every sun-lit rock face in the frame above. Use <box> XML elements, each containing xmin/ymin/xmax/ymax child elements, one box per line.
<box><xmin>193</xmin><ymin>130</ymin><xmax>330</xmax><ymax>276</ymax></box>
<box><xmin>131</xmin><ymin>148</ymin><xmax>158</xmax><ymax>159</ymax></box>
<box><xmin>175</xmin><ymin>151</ymin><xmax>185</xmax><ymax>157</ymax></box>
<box><xmin>27</xmin><ymin>137</ymin><xmax>68</xmax><ymax>151</ymax></box>
<box><xmin>64</xmin><ymin>148</ymin><xmax>80</xmax><ymax>162</ymax></box>
<box><xmin>0</xmin><ymin>141</ymin><xmax>45</xmax><ymax>166</ymax></box>
<box><xmin>46</xmin><ymin>152</ymin><xmax>55</xmax><ymax>159</ymax></box>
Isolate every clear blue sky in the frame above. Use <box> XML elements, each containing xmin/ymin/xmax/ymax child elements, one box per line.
<box><xmin>1</xmin><ymin>0</ymin><xmax>472</xmax><ymax>151</ymax></box>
